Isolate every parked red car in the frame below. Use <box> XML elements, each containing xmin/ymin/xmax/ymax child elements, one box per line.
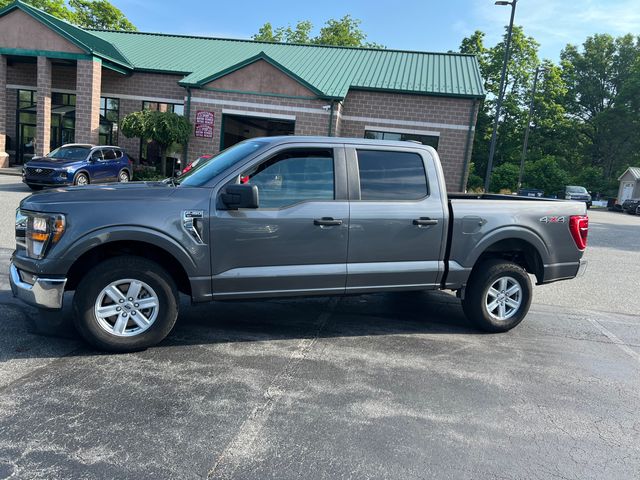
<box><xmin>179</xmin><ymin>154</ymin><xmax>212</xmax><ymax>176</ymax></box>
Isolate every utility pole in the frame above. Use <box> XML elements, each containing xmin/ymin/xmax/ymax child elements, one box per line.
<box><xmin>518</xmin><ymin>65</ymin><xmax>545</xmax><ymax>191</ymax></box>
<box><xmin>484</xmin><ymin>0</ymin><xmax>518</xmax><ymax>192</ymax></box>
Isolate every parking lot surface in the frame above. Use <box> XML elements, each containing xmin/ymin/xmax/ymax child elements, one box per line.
<box><xmin>0</xmin><ymin>176</ymin><xmax>639</xmax><ymax>479</ymax></box>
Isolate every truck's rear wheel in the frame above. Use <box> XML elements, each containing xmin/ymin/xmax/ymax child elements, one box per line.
<box><xmin>73</xmin><ymin>256</ymin><xmax>178</xmax><ymax>352</ymax></box>
<box><xmin>461</xmin><ymin>259</ymin><xmax>532</xmax><ymax>332</ymax></box>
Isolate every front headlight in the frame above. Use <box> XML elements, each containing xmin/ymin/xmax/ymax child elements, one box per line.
<box><xmin>17</xmin><ymin>210</ymin><xmax>66</xmax><ymax>259</ymax></box>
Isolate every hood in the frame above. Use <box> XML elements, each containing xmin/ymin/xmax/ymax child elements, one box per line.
<box><xmin>20</xmin><ymin>181</ymin><xmax>177</xmax><ymax>212</ymax></box>
<box><xmin>26</xmin><ymin>157</ymin><xmax>82</xmax><ymax>168</ymax></box>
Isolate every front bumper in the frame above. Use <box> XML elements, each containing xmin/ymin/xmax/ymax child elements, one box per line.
<box><xmin>9</xmin><ymin>262</ymin><xmax>67</xmax><ymax>309</ymax></box>
<box><xmin>23</xmin><ymin>177</ymin><xmax>72</xmax><ymax>187</ymax></box>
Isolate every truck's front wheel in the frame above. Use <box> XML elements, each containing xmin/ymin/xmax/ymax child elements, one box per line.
<box><xmin>73</xmin><ymin>256</ymin><xmax>179</xmax><ymax>352</ymax></box>
<box><xmin>461</xmin><ymin>259</ymin><xmax>532</xmax><ymax>333</ymax></box>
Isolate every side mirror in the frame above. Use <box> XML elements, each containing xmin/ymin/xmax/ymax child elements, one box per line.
<box><xmin>220</xmin><ymin>184</ymin><xmax>259</xmax><ymax>210</ymax></box>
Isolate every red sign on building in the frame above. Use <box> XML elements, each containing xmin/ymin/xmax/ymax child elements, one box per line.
<box><xmin>195</xmin><ymin>124</ymin><xmax>214</xmax><ymax>138</ymax></box>
<box><xmin>194</xmin><ymin>110</ymin><xmax>215</xmax><ymax>138</ymax></box>
<box><xmin>196</xmin><ymin>110</ymin><xmax>215</xmax><ymax>126</ymax></box>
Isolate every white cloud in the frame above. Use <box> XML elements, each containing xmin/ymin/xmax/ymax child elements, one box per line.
<box><xmin>469</xmin><ymin>0</ymin><xmax>640</xmax><ymax>59</ymax></box>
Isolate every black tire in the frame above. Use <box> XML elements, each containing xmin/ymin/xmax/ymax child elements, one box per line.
<box><xmin>74</xmin><ymin>172</ymin><xmax>90</xmax><ymax>186</ymax></box>
<box><xmin>73</xmin><ymin>256</ymin><xmax>179</xmax><ymax>352</ymax></box>
<box><xmin>27</xmin><ymin>184</ymin><xmax>43</xmax><ymax>191</ymax></box>
<box><xmin>118</xmin><ymin>169</ymin><xmax>130</xmax><ymax>183</ymax></box>
<box><xmin>461</xmin><ymin>259</ymin><xmax>532</xmax><ymax>333</ymax></box>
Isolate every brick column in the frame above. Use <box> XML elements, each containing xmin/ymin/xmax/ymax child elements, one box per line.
<box><xmin>36</xmin><ymin>56</ymin><xmax>52</xmax><ymax>157</ymax></box>
<box><xmin>0</xmin><ymin>55</ymin><xmax>8</xmax><ymax>167</ymax></box>
<box><xmin>75</xmin><ymin>58</ymin><xmax>102</xmax><ymax>145</ymax></box>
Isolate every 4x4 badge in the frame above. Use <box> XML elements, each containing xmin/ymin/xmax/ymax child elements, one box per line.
<box><xmin>540</xmin><ymin>216</ymin><xmax>566</xmax><ymax>224</ymax></box>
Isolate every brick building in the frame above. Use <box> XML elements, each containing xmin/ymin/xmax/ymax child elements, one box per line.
<box><xmin>0</xmin><ymin>1</ymin><xmax>485</xmax><ymax>191</ymax></box>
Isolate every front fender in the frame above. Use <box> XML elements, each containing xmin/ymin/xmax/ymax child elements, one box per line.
<box><xmin>59</xmin><ymin>226</ymin><xmax>200</xmax><ymax>276</ymax></box>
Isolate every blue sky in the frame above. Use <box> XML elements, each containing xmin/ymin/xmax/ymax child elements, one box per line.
<box><xmin>113</xmin><ymin>0</ymin><xmax>640</xmax><ymax>61</ymax></box>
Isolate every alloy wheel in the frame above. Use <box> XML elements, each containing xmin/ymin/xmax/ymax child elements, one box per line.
<box><xmin>94</xmin><ymin>279</ymin><xmax>159</xmax><ymax>337</ymax></box>
<box><xmin>484</xmin><ymin>276</ymin><xmax>522</xmax><ymax>321</ymax></box>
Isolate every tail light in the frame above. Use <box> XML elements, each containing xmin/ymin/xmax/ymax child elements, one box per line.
<box><xmin>569</xmin><ymin>215</ymin><xmax>588</xmax><ymax>251</ymax></box>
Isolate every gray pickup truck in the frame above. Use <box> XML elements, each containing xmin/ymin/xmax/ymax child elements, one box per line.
<box><xmin>10</xmin><ymin>137</ymin><xmax>588</xmax><ymax>351</ymax></box>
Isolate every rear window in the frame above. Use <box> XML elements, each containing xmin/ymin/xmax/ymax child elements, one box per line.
<box><xmin>356</xmin><ymin>150</ymin><xmax>428</xmax><ymax>200</ymax></box>
<box><xmin>102</xmin><ymin>149</ymin><xmax>117</xmax><ymax>160</ymax></box>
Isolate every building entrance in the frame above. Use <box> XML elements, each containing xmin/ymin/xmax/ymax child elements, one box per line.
<box><xmin>221</xmin><ymin>114</ymin><xmax>295</xmax><ymax>150</ymax></box>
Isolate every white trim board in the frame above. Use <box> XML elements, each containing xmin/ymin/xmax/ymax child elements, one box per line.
<box><xmin>7</xmin><ymin>84</ymin><xmax>76</xmax><ymax>95</ymax></box>
<box><xmin>191</xmin><ymin>97</ymin><xmax>329</xmax><ymax>115</ymax></box>
<box><xmin>364</xmin><ymin>125</ymin><xmax>441</xmax><ymax>137</ymax></box>
<box><xmin>222</xmin><ymin>109</ymin><xmax>296</xmax><ymax>121</ymax></box>
<box><xmin>101</xmin><ymin>93</ymin><xmax>184</xmax><ymax>105</ymax></box>
<box><xmin>342</xmin><ymin>115</ymin><xmax>473</xmax><ymax>132</ymax></box>
<box><xmin>6</xmin><ymin>85</ymin><xmax>183</xmax><ymax>105</ymax></box>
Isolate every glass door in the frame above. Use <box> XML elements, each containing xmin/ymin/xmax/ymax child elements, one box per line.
<box><xmin>19</xmin><ymin>123</ymin><xmax>36</xmax><ymax>164</ymax></box>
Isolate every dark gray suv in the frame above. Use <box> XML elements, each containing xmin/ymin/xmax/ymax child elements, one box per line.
<box><xmin>558</xmin><ymin>186</ymin><xmax>592</xmax><ymax>209</ymax></box>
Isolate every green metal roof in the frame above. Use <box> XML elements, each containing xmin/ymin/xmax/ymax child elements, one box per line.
<box><xmin>1</xmin><ymin>1</ymin><xmax>485</xmax><ymax>100</ymax></box>
<box><xmin>91</xmin><ymin>30</ymin><xmax>485</xmax><ymax>99</ymax></box>
<box><xmin>0</xmin><ymin>1</ymin><xmax>132</xmax><ymax>68</ymax></box>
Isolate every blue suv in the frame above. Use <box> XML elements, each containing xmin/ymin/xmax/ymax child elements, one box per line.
<box><xmin>23</xmin><ymin>144</ymin><xmax>133</xmax><ymax>190</ymax></box>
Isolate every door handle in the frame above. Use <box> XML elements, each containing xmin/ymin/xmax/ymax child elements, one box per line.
<box><xmin>413</xmin><ymin>217</ymin><xmax>438</xmax><ymax>227</ymax></box>
<box><xmin>314</xmin><ymin>217</ymin><xmax>343</xmax><ymax>226</ymax></box>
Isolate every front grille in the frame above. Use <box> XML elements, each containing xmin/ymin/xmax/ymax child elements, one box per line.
<box><xmin>25</xmin><ymin>167</ymin><xmax>54</xmax><ymax>177</ymax></box>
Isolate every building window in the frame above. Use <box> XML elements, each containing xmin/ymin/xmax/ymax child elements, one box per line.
<box><xmin>140</xmin><ymin>101</ymin><xmax>185</xmax><ymax>166</ymax></box>
<box><xmin>100</xmin><ymin>97</ymin><xmax>120</xmax><ymax>145</ymax></box>
<box><xmin>142</xmin><ymin>101</ymin><xmax>184</xmax><ymax>115</ymax></box>
<box><xmin>364</xmin><ymin>130</ymin><xmax>439</xmax><ymax>149</ymax></box>
<box><xmin>18</xmin><ymin>89</ymin><xmax>36</xmax><ymax>110</ymax></box>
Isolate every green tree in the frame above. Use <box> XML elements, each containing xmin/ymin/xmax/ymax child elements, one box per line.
<box><xmin>120</xmin><ymin>110</ymin><xmax>192</xmax><ymax>174</ymax></box>
<box><xmin>253</xmin><ymin>15</ymin><xmax>384</xmax><ymax>48</ymax></box>
<box><xmin>522</xmin><ymin>156</ymin><xmax>569</xmax><ymax>195</ymax></box>
<box><xmin>459</xmin><ymin>26</ymin><xmax>542</xmax><ymax>191</ymax></box>
<box><xmin>560</xmin><ymin>34</ymin><xmax>640</xmax><ymax>182</ymax></box>
<box><xmin>490</xmin><ymin>162</ymin><xmax>520</xmax><ymax>192</ymax></box>
<box><xmin>0</xmin><ymin>0</ymin><xmax>136</xmax><ymax>30</ymax></box>
<box><xmin>69</xmin><ymin>0</ymin><xmax>136</xmax><ymax>30</ymax></box>
<box><xmin>253</xmin><ymin>20</ymin><xmax>312</xmax><ymax>44</ymax></box>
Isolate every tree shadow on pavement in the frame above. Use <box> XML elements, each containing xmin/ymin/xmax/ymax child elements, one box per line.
<box><xmin>0</xmin><ymin>288</ymin><xmax>480</xmax><ymax>361</ymax></box>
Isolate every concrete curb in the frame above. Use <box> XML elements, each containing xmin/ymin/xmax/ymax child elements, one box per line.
<box><xmin>0</xmin><ymin>168</ymin><xmax>22</xmax><ymax>177</ymax></box>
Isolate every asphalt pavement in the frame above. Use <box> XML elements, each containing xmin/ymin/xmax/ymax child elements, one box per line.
<box><xmin>0</xmin><ymin>175</ymin><xmax>638</xmax><ymax>479</ymax></box>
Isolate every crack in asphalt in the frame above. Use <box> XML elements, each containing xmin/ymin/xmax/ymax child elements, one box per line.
<box><xmin>206</xmin><ymin>297</ymin><xmax>339</xmax><ymax>479</ymax></box>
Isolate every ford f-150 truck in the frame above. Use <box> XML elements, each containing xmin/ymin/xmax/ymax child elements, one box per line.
<box><xmin>10</xmin><ymin>137</ymin><xmax>588</xmax><ymax>352</ymax></box>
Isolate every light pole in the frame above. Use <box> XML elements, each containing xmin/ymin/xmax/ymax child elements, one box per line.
<box><xmin>484</xmin><ymin>0</ymin><xmax>518</xmax><ymax>192</ymax></box>
<box><xmin>518</xmin><ymin>65</ymin><xmax>546</xmax><ymax>191</ymax></box>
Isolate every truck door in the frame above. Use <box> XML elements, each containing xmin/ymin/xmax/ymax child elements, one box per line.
<box><xmin>345</xmin><ymin>146</ymin><xmax>447</xmax><ymax>292</ymax></box>
<box><xmin>209</xmin><ymin>145</ymin><xmax>349</xmax><ymax>298</ymax></box>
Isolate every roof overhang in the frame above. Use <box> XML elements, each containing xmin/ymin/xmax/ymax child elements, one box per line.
<box><xmin>0</xmin><ymin>1</ymin><xmax>133</xmax><ymax>73</ymax></box>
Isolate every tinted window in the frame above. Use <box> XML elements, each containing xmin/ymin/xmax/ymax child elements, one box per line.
<box><xmin>244</xmin><ymin>149</ymin><xmax>334</xmax><ymax>208</ymax></box>
<box><xmin>102</xmin><ymin>149</ymin><xmax>117</xmax><ymax>160</ymax></box>
<box><xmin>91</xmin><ymin>150</ymin><xmax>103</xmax><ymax>161</ymax></box>
<box><xmin>114</xmin><ymin>149</ymin><xmax>123</xmax><ymax>159</ymax></box>
<box><xmin>357</xmin><ymin>150</ymin><xmax>428</xmax><ymax>200</ymax></box>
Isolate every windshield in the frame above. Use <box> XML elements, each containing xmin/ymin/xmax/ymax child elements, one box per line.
<box><xmin>46</xmin><ymin>146</ymin><xmax>91</xmax><ymax>161</ymax></box>
<box><xmin>178</xmin><ymin>140</ymin><xmax>268</xmax><ymax>187</ymax></box>
<box><xmin>567</xmin><ymin>186</ymin><xmax>587</xmax><ymax>194</ymax></box>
